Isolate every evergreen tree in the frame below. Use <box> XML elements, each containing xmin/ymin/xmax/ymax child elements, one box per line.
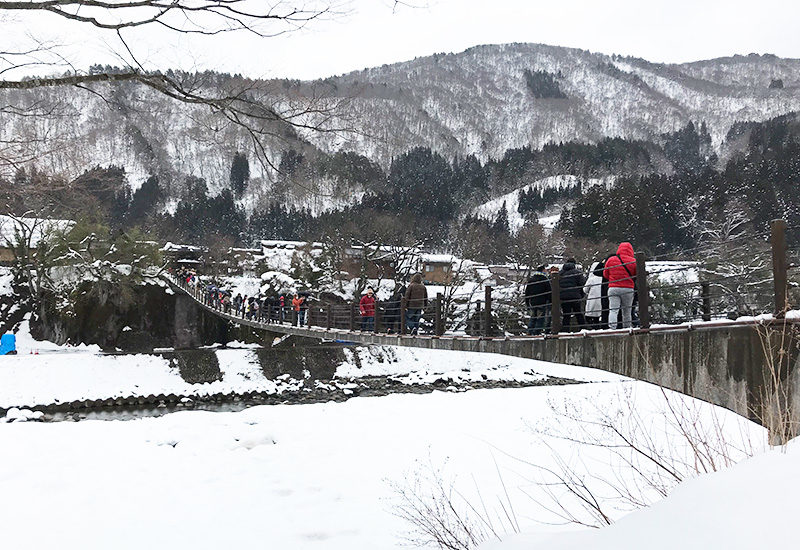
<box><xmin>493</xmin><ymin>201</ymin><xmax>510</xmax><ymax>235</ymax></box>
<box><xmin>126</xmin><ymin>175</ymin><xmax>162</xmax><ymax>226</ymax></box>
<box><xmin>229</xmin><ymin>152</ymin><xmax>250</xmax><ymax>198</ymax></box>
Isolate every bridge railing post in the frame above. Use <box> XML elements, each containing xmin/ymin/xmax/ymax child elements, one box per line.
<box><xmin>349</xmin><ymin>303</ymin><xmax>356</xmax><ymax>332</ymax></box>
<box><xmin>484</xmin><ymin>286</ymin><xmax>493</xmax><ymax>337</ymax></box>
<box><xmin>635</xmin><ymin>252</ymin><xmax>650</xmax><ymax>329</ymax></box>
<box><xmin>400</xmin><ymin>297</ymin><xmax>407</xmax><ymax>335</ymax></box>
<box><xmin>701</xmin><ymin>282</ymin><xmax>711</xmax><ymax>322</ymax></box>
<box><xmin>475</xmin><ymin>300</ymin><xmax>482</xmax><ymax>335</ymax></box>
<box><xmin>550</xmin><ymin>273</ymin><xmax>561</xmax><ymax>334</ymax></box>
<box><xmin>375</xmin><ymin>301</ymin><xmax>383</xmax><ymax>333</ymax></box>
<box><xmin>771</xmin><ymin>219</ymin><xmax>789</xmax><ymax>317</ymax></box>
<box><xmin>326</xmin><ymin>305</ymin><xmax>332</xmax><ymax>329</ymax></box>
<box><xmin>435</xmin><ymin>292</ymin><xmax>443</xmax><ymax>336</ymax></box>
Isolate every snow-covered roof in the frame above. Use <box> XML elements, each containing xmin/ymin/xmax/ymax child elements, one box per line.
<box><xmin>260</xmin><ymin>240</ymin><xmax>322</xmax><ymax>249</ymax></box>
<box><xmin>420</xmin><ymin>253</ymin><xmax>459</xmax><ymax>264</ymax></box>
<box><xmin>162</xmin><ymin>242</ymin><xmax>204</xmax><ymax>252</ymax></box>
<box><xmin>0</xmin><ymin>215</ymin><xmax>74</xmax><ymax>249</ymax></box>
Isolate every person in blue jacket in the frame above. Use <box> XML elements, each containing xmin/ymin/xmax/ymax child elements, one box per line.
<box><xmin>1</xmin><ymin>333</ymin><xmax>17</xmax><ymax>355</ymax></box>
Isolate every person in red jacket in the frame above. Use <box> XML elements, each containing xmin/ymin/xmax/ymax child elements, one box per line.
<box><xmin>603</xmin><ymin>242</ymin><xmax>637</xmax><ymax>329</ymax></box>
<box><xmin>359</xmin><ymin>287</ymin><xmax>376</xmax><ymax>332</ymax></box>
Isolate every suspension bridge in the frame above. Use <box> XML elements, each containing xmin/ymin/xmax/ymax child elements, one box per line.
<box><xmin>163</xmin><ymin>219</ymin><xmax>800</xmax><ymax>435</ymax></box>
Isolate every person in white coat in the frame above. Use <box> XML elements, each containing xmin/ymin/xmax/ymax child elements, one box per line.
<box><xmin>583</xmin><ymin>261</ymin><xmax>604</xmax><ymax>329</ymax></box>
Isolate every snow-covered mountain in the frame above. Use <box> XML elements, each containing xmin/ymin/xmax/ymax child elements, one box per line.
<box><xmin>312</xmin><ymin>44</ymin><xmax>800</xmax><ymax>165</ymax></box>
<box><xmin>2</xmin><ymin>43</ymin><xmax>800</xmax><ymax>209</ymax></box>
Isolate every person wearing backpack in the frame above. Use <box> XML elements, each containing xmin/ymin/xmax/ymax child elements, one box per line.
<box><xmin>603</xmin><ymin>242</ymin><xmax>637</xmax><ymax>329</ymax></box>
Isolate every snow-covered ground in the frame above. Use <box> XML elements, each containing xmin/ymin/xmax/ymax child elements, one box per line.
<box><xmin>0</xmin><ymin>331</ymin><xmax>619</xmax><ymax>409</ymax></box>
<box><xmin>0</xmin><ymin>375</ymin><xmax>768</xmax><ymax>550</ymax></box>
<box><xmin>484</xmin><ymin>439</ymin><xmax>797</xmax><ymax>550</ymax></box>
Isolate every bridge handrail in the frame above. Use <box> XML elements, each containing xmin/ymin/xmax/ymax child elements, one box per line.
<box><xmin>164</xmin><ymin>219</ymin><xmax>794</xmax><ymax>339</ymax></box>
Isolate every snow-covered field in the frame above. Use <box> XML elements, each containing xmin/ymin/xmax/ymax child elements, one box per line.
<box><xmin>0</xmin><ymin>375</ymin><xmax>770</xmax><ymax>550</ymax></box>
<box><xmin>0</xmin><ymin>376</ymin><xmax>776</xmax><ymax>550</ymax></box>
<box><xmin>0</xmin><ymin>315</ymin><xmax>786</xmax><ymax>550</ymax></box>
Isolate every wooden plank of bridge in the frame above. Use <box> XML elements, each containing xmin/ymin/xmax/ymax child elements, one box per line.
<box><xmin>435</xmin><ymin>292</ymin><xmax>443</xmax><ymax>336</ymax></box>
<box><xmin>701</xmin><ymin>282</ymin><xmax>711</xmax><ymax>322</ymax></box>
<box><xmin>771</xmin><ymin>218</ymin><xmax>788</xmax><ymax>317</ymax></box>
<box><xmin>484</xmin><ymin>286</ymin><xmax>492</xmax><ymax>337</ymax></box>
<box><xmin>636</xmin><ymin>252</ymin><xmax>650</xmax><ymax>330</ymax></box>
<box><xmin>400</xmin><ymin>297</ymin><xmax>407</xmax><ymax>335</ymax></box>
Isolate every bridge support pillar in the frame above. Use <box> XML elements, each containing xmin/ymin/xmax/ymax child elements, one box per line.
<box><xmin>771</xmin><ymin>219</ymin><xmax>788</xmax><ymax>317</ymax></box>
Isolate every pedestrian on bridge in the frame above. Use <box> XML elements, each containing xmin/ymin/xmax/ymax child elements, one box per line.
<box><xmin>584</xmin><ymin>261</ymin><xmax>605</xmax><ymax>329</ymax></box>
<box><xmin>264</xmin><ymin>295</ymin><xmax>277</xmax><ymax>323</ymax></box>
<box><xmin>559</xmin><ymin>258</ymin><xmax>586</xmax><ymax>331</ymax></box>
<box><xmin>359</xmin><ymin>287</ymin><xmax>376</xmax><ymax>332</ymax></box>
<box><xmin>525</xmin><ymin>265</ymin><xmax>551</xmax><ymax>335</ymax></box>
<box><xmin>404</xmin><ymin>273</ymin><xmax>427</xmax><ymax>335</ymax></box>
<box><xmin>293</xmin><ymin>293</ymin><xmax>308</xmax><ymax>326</ymax></box>
<box><xmin>604</xmin><ymin>242</ymin><xmax>637</xmax><ymax>329</ymax></box>
<box><xmin>384</xmin><ymin>286</ymin><xmax>404</xmax><ymax>334</ymax></box>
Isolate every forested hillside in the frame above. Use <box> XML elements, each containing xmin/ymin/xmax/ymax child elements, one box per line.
<box><xmin>2</xmin><ymin>44</ymin><xmax>800</xmax><ymax>259</ymax></box>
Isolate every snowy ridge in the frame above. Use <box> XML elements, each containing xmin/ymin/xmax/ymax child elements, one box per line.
<box><xmin>472</xmin><ymin>174</ymin><xmax>614</xmax><ymax>231</ymax></box>
<box><xmin>3</xmin><ymin>45</ymin><xmax>800</xmax><ymax>214</ymax></box>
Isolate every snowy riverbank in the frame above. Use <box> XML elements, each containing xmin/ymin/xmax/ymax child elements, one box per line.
<box><xmin>0</xmin><ymin>331</ymin><xmax>621</xmax><ymax>410</ymax></box>
<box><xmin>0</xmin><ymin>377</ymin><xmax>768</xmax><ymax>550</ymax></box>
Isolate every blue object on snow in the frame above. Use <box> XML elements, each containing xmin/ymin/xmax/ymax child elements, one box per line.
<box><xmin>0</xmin><ymin>333</ymin><xmax>16</xmax><ymax>355</ymax></box>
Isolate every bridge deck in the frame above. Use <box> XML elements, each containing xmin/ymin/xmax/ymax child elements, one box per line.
<box><xmin>163</xmin><ymin>275</ymin><xmax>776</xmax><ymax>352</ymax></box>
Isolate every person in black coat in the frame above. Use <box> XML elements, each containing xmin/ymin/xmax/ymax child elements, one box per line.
<box><xmin>525</xmin><ymin>265</ymin><xmax>552</xmax><ymax>335</ymax></box>
<box><xmin>559</xmin><ymin>258</ymin><xmax>586</xmax><ymax>331</ymax></box>
<box><xmin>384</xmin><ymin>286</ymin><xmax>404</xmax><ymax>333</ymax></box>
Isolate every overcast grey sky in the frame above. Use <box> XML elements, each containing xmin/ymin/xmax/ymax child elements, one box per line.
<box><xmin>6</xmin><ymin>0</ymin><xmax>800</xmax><ymax>80</ymax></box>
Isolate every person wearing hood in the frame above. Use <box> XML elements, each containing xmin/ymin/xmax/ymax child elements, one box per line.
<box><xmin>559</xmin><ymin>258</ymin><xmax>586</xmax><ymax>331</ymax></box>
<box><xmin>604</xmin><ymin>242</ymin><xmax>637</xmax><ymax>329</ymax></box>
<box><xmin>524</xmin><ymin>265</ymin><xmax>551</xmax><ymax>335</ymax></box>
<box><xmin>584</xmin><ymin>260</ymin><xmax>605</xmax><ymax>329</ymax></box>
<box><xmin>359</xmin><ymin>287</ymin><xmax>376</xmax><ymax>332</ymax></box>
